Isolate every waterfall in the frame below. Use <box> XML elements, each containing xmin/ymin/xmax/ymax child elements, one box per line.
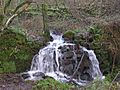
<box><xmin>21</xmin><ymin>32</ymin><xmax>104</xmax><ymax>86</ymax></box>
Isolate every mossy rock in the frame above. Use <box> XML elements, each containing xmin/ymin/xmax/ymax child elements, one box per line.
<box><xmin>63</xmin><ymin>30</ymin><xmax>75</xmax><ymax>42</ymax></box>
<box><xmin>0</xmin><ymin>28</ymin><xmax>42</xmax><ymax>73</ymax></box>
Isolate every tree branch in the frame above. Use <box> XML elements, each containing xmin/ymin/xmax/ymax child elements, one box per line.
<box><xmin>69</xmin><ymin>53</ymin><xmax>85</xmax><ymax>81</ymax></box>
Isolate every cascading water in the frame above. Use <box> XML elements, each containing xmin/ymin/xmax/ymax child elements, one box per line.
<box><xmin>22</xmin><ymin>32</ymin><xmax>104</xmax><ymax>86</ymax></box>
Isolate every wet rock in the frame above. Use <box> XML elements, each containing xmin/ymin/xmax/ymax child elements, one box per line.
<box><xmin>58</xmin><ymin>44</ymin><xmax>94</xmax><ymax>81</ymax></box>
<box><xmin>61</xmin><ymin>46</ymin><xmax>70</xmax><ymax>53</ymax></box>
<box><xmin>80</xmin><ymin>66</ymin><xmax>93</xmax><ymax>81</ymax></box>
<box><xmin>61</xmin><ymin>59</ymin><xmax>74</xmax><ymax>65</ymax></box>
<box><xmin>63</xmin><ymin>30</ymin><xmax>75</xmax><ymax>43</ymax></box>
<box><xmin>63</xmin><ymin>51</ymin><xmax>74</xmax><ymax>59</ymax></box>
<box><xmin>82</xmin><ymin>43</ymin><xmax>91</xmax><ymax>50</ymax></box>
<box><xmin>33</xmin><ymin>72</ymin><xmax>45</xmax><ymax>78</ymax></box>
<box><xmin>58</xmin><ymin>46</ymin><xmax>62</xmax><ymax>49</ymax></box>
<box><xmin>21</xmin><ymin>73</ymin><xmax>30</xmax><ymax>79</ymax></box>
<box><xmin>60</xmin><ymin>64</ymin><xmax>74</xmax><ymax>75</ymax></box>
<box><xmin>50</xmin><ymin>36</ymin><xmax>53</xmax><ymax>41</ymax></box>
<box><xmin>80</xmin><ymin>73</ymin><xmax>92</xmax><ymax>81</ymax></box>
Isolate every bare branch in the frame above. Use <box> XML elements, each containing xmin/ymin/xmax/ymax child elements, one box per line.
<box><xmin>69</xmin><ymin>53</ymin><xmax>85</xmax><ymax>81</ymax></box>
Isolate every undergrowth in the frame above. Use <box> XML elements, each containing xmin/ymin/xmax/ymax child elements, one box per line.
<box><xmin>32</xmin><ymin>76</ymin><xmax>120</xmax><ymax>90</ymax></box>
<box><xmin>0</xmin><ymin>27</ymin><xmax>42</xmax><ymax>73</ymax></box>
<box><xmin>32</xmin><ymin>78</ymin><xmax>73</xmax><ymax>90</ymax></box>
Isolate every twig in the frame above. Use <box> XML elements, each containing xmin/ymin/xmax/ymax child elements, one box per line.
<box><xmin>109</xmin><ymin>71</ymin><xmax>120</xmax><ymax>90</ymax></box>
<box><xmin>1</xmin><ymin>1</ymin><xmax>34</xmax><ymax>31</ymax></box>
<box><xmin>111</xmin><ymin>52</ymin><xmax>117</xmax><ymax>74</ymax></box>
<box><xmin>1</xmin><ymin>13</ymin><xmax>18</xmax><ymax>31</ymax></box>
<box><xmin>69</xmin><ymin>53</ymin><xmax>85</xmax><ymax>81</ymax></box>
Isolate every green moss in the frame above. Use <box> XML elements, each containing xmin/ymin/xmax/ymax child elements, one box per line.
<box><xmin>33</xmin><ymin>78</ymin><xmax>73</xmax><ymax>90</ymax></box>
<box><xmin>0</xmin><ymin>28</ymin><xmax>42</xmax><ymax>73</ymax></box>
<box><xmin>2</xmin><ymin>61</ymin><xmax>16</xmax><ymax>73</ymax></box>
<box><xmin>83</xmin><ymin>79</ymin><xmax>110</xmax><ymax>90</ymax></box>
<box><xmin>43</xmin><ymin>30</ymin><xmax>50</xmax><ymax>43</ymax></box>
<box><xmin>63</xmin><ymin>30</ymin><xmax>75</xmax><ymax>41</ymax></box>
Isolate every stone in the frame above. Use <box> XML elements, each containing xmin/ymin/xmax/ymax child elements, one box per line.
<box><xmin>80</xmin><ymin>73</ymin><xmax>92</xmax><ymax>81</ymax></box>
<box><xmin>61</xmin><ymin>59</ymin><xmax>74</xmax><ymax>65</ymax></box>
<box><xmin>21</xmin><ymin>73</ymin><xmax>30</xmax><ymax>79</ymax></box>
<box><xmin>33</xmin><ymin>72</ymin><xmax>45</xmax><ymax>78</ymax></box>
<box><xmin>61</xmin><ymin>46</ymin><xmax>70</xmax><ymax>53</ymax></box>
<box><xmin>50</xmin><ymin>36</ymin><xmax>53</xmax><ymax>41</ymax></box>
<box><xmin>61</xmin><ymin>64</ymin><xmax>74</xmax><ymax>75</ymax></box>
<box><xmin>63</xmin><ymin>51</ymin><xmax>74</xmax><ymax>59</ymax></box>
<box><xmin>58</xmin><ymin>43</ymin><xmax>94</xmax><ymax>81</ymax></box>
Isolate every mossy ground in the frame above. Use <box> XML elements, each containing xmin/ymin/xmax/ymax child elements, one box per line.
<box><xmin>0</xmin><ymin>28</ymin><xmax>42</xmax><ymax>73</ymax></box>
<box><xmin>32</xmin><ymin>77</ymin><xmax>74</xmax><ymax>90</ymax></box>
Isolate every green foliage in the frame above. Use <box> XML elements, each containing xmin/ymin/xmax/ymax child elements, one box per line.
<box><xmin>27</xmin><ymin>4</ymin><xmax>40</xmax><ymax>16</ymax></box>
<box><xmin>43</xmin><ymin>30</ymin><xmax>50</xmax><ymax>43</ymax></box>
<box><xmin>83</xmin><ymin>79</ymin><xmax>110</xmax><ymax>90</ymax></box>
<box><xmin>88</xmin><ymin>26</ymin><xmax>111</xmax><ymax>74</ymax></box>
<box><xmin>79</xmin><ymin>77</ymin><xmax>120</xmax><ymax>90</ymax></box>
<box><xmin>87</xmin><ymin>25</ymin><xmax>120</xmax><ymax>79</ymax></box>
<box><xmin>40</xmin><ymin>4</ymin><xmax>70</xmax><ymax>19</ymax></box>
<box><xmin>82</xmin><ymin>3</ymin><xmax>102</xmax><ymax>17</ymax></box>
<box><xmin>72</xmin><ymin>25</ymin><xmax>111</xmax><ymax>75</ymax></box>
<box><xmin>63</xmin><ymin>30</ymin><xmax>75</xmax><ymax>41</ymax></box>
<box><xmin>89</xmin><ymin>25</ymin><xmax>102</xmax><ymax>42</ymax></box>
<box><xmin>0</xmin><ymin>61</ymin><xmax>16</xmax><ymax>73</ymax></box>
<box><xmin>33</xmin><ymin>78</ymin><xmax>73</xmax><ymax>90</ymax></box>
<box><xmin>32</xmin><ymin>77</ymin><xmax>120</xmax><ymax>90</ymax></box>
<box><xmin>10</xmin><ymin>26</ymin><xmax>26</xmax><ymax>36</ymax></box>
<box><xmin>0</xmin><ymin>27</ymin><xmax>41</xmax><ymax>73</ymax></box>
<box><xmin>84</xmin><ymin>7</ymin><xmax>99</xmax><ymax>16</ymax></box>
<box><xmin>47</xmin><ymin>5</ymin><xmax>70</xmax><ymax>18</ymax></box>
<box><xmin>73</xmin><ymin>28</ymin><xmax>87</xmax><ymax>45</ymax></box>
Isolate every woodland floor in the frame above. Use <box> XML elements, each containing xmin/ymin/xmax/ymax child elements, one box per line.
<box><xmin>0</xmin><ymin>74</ymin><xmax>35</xmax><ymax>90</ymax></box>
<box><xmin>0</xmin><ymin>74</ymin><xmax>120</xmax><ymax>90</ymax></box>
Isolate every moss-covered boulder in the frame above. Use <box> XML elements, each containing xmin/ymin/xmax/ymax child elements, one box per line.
<box><xmin>63</xmin><ymin>30</ymin><xmax>75</xmax><ymax>42</ymax></box>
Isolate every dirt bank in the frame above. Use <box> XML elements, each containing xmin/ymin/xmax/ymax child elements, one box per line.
<box><xmin>0</xmin><ymin>74</ymin><xmax>35</xmax><ymax>90</ymax></box>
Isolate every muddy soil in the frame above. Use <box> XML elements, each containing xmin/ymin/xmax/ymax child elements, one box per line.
<box><xmin>0</xmin><ymin>74</ymin><xmax>35</xmax><ymax>90</ymax></box>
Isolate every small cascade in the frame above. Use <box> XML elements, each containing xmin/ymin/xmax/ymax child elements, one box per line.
<box><xmin>21</xmin><ymin>32</ymin><xmax>104</xmax><ymax>86</ymax></box>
